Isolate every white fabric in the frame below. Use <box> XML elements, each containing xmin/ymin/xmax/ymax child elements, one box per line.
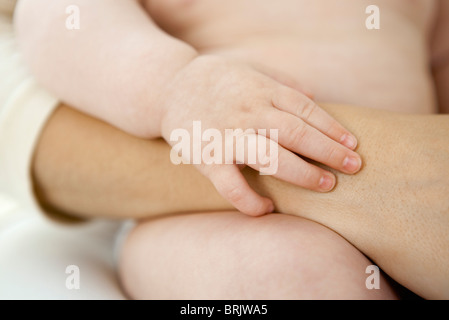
<box><xmin>0</xmin><ymin>214</ymin><xmax>126</xmax><ymax>300</ymax></box>
<box><xmin>0</xmin><ymin>6</ymin><xmax>58</xmax><ymax>221</ymax></box>
<box><xmin>0</xmin><ymin>4</ymin><xmax>126</xmax><ymax>300</ymax></box>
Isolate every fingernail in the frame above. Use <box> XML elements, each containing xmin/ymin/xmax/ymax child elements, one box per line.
<box><xmin>319</xmin><ymin>174</ymin><xmax>335</xmax><ymax>191</ymax></box>
<box><xmin>341</xmin><ymin>134</ymin><xmax>358</xmax><ymax>150</ymax></box>
<box><xmin>343</xmin><ymin>156</ymin><xmax>362</xmax><ymax>173</ymax></box>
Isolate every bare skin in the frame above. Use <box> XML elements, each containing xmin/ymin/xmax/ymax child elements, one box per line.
<box><xmin>34</xmin><ymin>105</ymin><xmax>401</xmax><ymax>300</ymax></box>
<box><xmin>120</xmin><ymin>212</ymin><xmax>398</xmax><ymax>300</ymax></box>
<box><xmin>15</xmin><ymin>0</ymin><xmax>362</xmax><ymax>216</ymax></box>
<box><xmin>22</xmin><ymin>0</ymin><xmax>449</xmax><ymax>301</ymax></box>
<box><xmin>34</xmin><ymin>104</ymin><xmax>449</xmax><ymax>299</ymax></box>
<box><xmin>145</xmin><ymin>0</ymin><xmax>439</xmax><ymax>114</ymax></box>
<box><xmin>16</xmin><ymin>0</ymin><xmax>449</xmax><ymax>214</ymax></box>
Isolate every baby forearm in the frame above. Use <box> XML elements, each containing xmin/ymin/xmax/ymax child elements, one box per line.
<box><xmin>14</xmin><ymin>0</ymin><xmax>197</xmax><ymax>137</ymax></box>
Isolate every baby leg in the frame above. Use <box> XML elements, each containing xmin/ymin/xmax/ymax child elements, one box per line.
<box><xmin>119</xmin><ymin>212</ymin><xmax>397</xmax><ymax>300</ymax></box>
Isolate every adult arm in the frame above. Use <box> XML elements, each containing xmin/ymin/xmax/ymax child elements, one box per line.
<box><xmin>33</xmin><ymin>103</ymin><xmax>449</xmax><ymax>299</ymax></box>
<box><xmin>33</xmin><ymin>105</ymin><xmax>231</xmax><ymax>219</ymax></box>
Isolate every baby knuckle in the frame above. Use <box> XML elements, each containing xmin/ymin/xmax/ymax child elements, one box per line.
<box><xmin>325</xmin><ymin>120</ymin><xmax>341</xmax><ymax>137</ymax></box>
<box><xmin>324</xmin><ymin>145</ymin><xmax>341</xmax><ymax>164</ymax></box>
<box><xmin>236</xmin><ymin>112</ymin><xmax>255</xmax><ymax>129</ymax></box>
<box><xmin>300</xmin><ymin>166</ymin><xmax>316</xmax><ymax>186</ymax></box>
<box><xmin>238</xmin><ymin>102</ymin><xmax>254</xmax><ymax>114</ymax></box>
<box><xmin>297</xmin><ymin>100</ymin><xmax>317</xmax><ymax>122</ymax></box>
<box><xmin>286</xmin><ymin>122</ymin><xmax>308</xmax><ymax>146</ymax></box>
<box><xmin>224</xmin><ymin>183</ymin><xmax>246</xmax><ymax>204</ymax></box>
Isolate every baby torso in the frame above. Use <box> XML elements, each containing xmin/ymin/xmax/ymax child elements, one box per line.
<box><xmin>145</xmin><ymin>0</ymin><xmax>439</xmax><ymax>113</ymax></box>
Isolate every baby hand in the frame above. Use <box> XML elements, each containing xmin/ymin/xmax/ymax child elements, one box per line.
<box><xmin>158</xmin><ymin>56</ymin><xmax>361</xmax><ymax>216</ymax></box>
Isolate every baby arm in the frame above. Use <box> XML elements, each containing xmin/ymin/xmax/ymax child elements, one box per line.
<box><xmin>14</xmin><ymin>0</ymin><xmax>197</xmax><ymax>137</ymax></box>
<box><xmin>16</xmin><ymin>0</ymin><xmax>361</xmax><ymax>216</ymax></box>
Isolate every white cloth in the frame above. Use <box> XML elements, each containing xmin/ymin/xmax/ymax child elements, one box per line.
<box><xmin>0</xmin><ymin>2</ymin><xmax>59</xmax><ymax>225</ymax></box>
<box><xmin>0</xmin><ymin>214</ymin><xmax>125</xmax><ymax>300</ymax></box>
<box><xmin>0</xmin><ymin>3</ymin><xmax>126</xmax><ymax>299</ymax></box>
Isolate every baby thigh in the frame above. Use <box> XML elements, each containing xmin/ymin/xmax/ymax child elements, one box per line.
<box><xmin>119</xmin><ymin>212</ymin><xmax>397</xmax><ymax>300</ymax></box>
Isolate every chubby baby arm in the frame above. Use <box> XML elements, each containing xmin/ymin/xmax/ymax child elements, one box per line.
<box><xmin>14</xmin><ymin>0</ymin><xmax>197</xmax><ymax>137</ymax></box>
<box><xmin>16</xmin><ymin>0</ymin><xmax>361</xmax><ymax>215</ymax></box>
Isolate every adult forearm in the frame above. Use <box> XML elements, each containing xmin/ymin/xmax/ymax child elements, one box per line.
<box><xmin>32</xmin><ymin>103</ymin><xmax>367</xmax><ymax>219</ymax></box>
<box><xmin>33</xmin><ymin>103</ymin><xmax>449</xmax><ymax>299</ymax></box>
<box><xmin>263</xmin><ymin>105</ymin><xmax>449</xmax><ymax>299</ymax></box>
<box><xmin>32</xmin><ymin>105</ymin><xmax>230</xmax><ymax>220</ymax></box>
<box><xmin>33</xmin><ymin>103</ymin><xmax>448</xmax><ymax>222</ymax></box>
